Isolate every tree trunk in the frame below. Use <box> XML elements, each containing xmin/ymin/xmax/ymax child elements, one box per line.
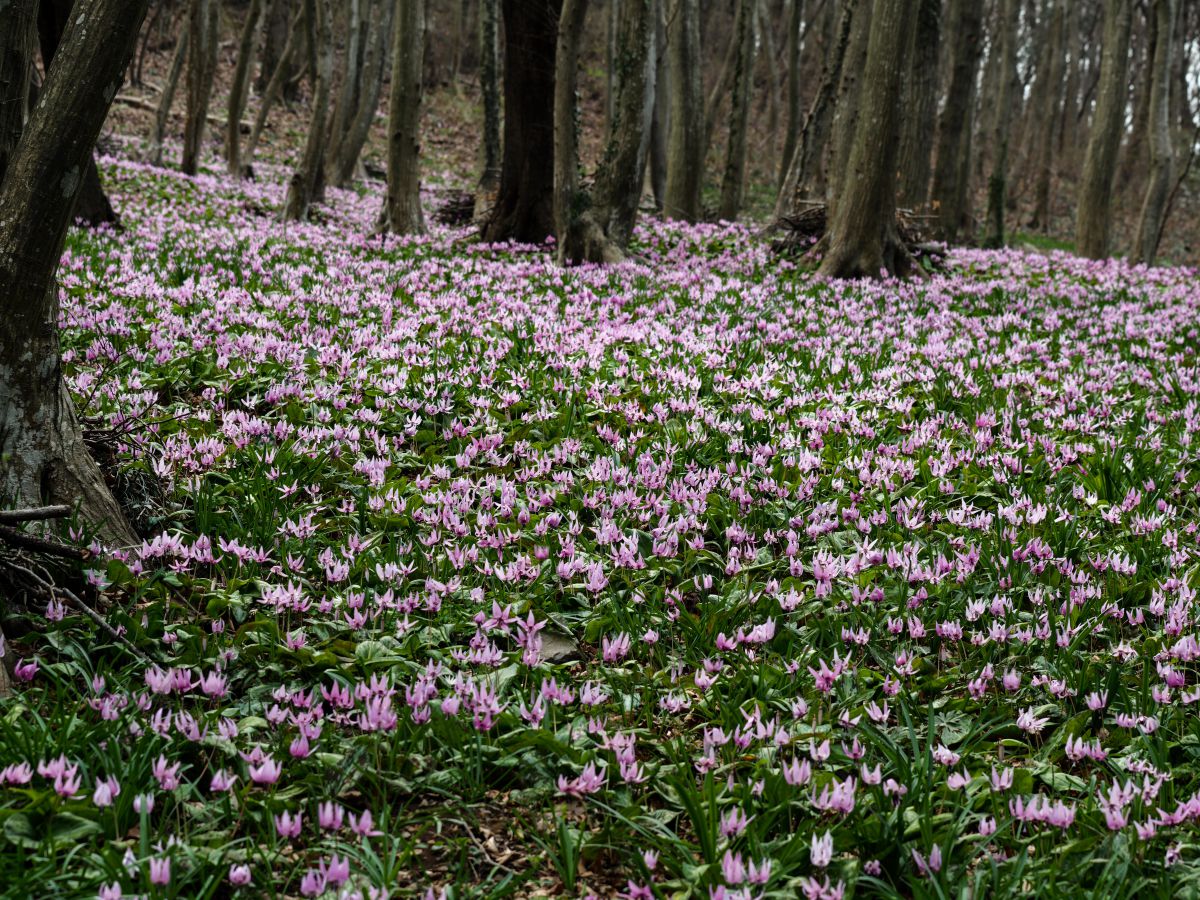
<box><xmin>756</xmin><ymin>0</ymin><xmax>781</xmax><ymax>163</ymax></box>
<box><xmin>702</xmin><ymin>17</ymin><xmax>740</xmax><ymax>157</ymax></box>
<box><xmin>1132</xmin><ymin>0</ymin><xmax>1174</xmax><ymax>265</ymax></box>
<box><xmin>827</xmin><ymin>0</ymin><xmax>872</xmax><ymax>209</ymax></box>
<box><xmin>258</xmin><ymin>0</ymin><xmax>292</xmax><ymax>93</ymax></box>
<box><xmin>663</xmin><ymin>0</ymin><xmax>703</xmax><ymax>222</ymax></box>
<box><xmin>774</xmin><ymin>0</ymin><xmax>857</xmax><ymax>219</ymax></box>
<box><xmin>475</xmin><ymin>0</ymin><xmax>502</xmax><ymax>219</ymax></box>
<box><xmin>481</xmin><ymin>0</ymin><xmax>562</xmax><ymax>243</ymax></box>
<box><xmin>149</xmin><ymin>21</ymin><xmax>189</xmax><ymax>167</ymax></box>
<box><xmin>283</xmin><ymin>0</ymin><xmax>333</xmax><ymax>220</ymax></box>
<box><xmin>331</xmin><ymin>0</ymin><xmax>392</xmax><ymax>188</ymax></box>
<box><xmin>182</xmin><ymin>0</ymin><xmax>219</xmax><ymax>175</ymax></box>
<box><xmin>819</xmin><ymin>0</ymin><xmax>913</xmax><ymax>278</ymax></box>
<box><xmin>984</xmin><ymin>0</ymin><xmax>1020</xmax><ymax>248</ymax></box>
<box><xmin>928</xmin><ymin>0</ymin><xmax>984</xmax><ymax>242</ymax></box>
<box><xmin>1116</xmin><ymin>5</ymin><xmax>1152</xmax><ymax>198</ymax></box>
<box><xmin>648</xmin><ymin>0</ymin><xmax>669</xmax><ymax>212</ymax></box>
<box><xmin>717</xmin><ymin>0</ymin><xmax>754</xmax><ymax>220</ymax></box>
<box><xmin>777</xmin><ymin>0</ymin><xmax>805</xmax><ymax>189</ymax></box>
<box><xmin>325</xmin><ymin>0</ymin><xmax>365</xmax><ymax>182</ymax></box>
<box><xmin>0</xmin><ymin>0</ymin><xmax>147</xmax><ymax>551</ymax></box>
<box><xmin>227</xmin><ymin>0</ymin><xmax>264</xmax><ymax>175</ymax></box>
<box><xmin>1028</xmin><ymin>0</ymin><xmax>1066</xmax><ymax>230</ymax></box>
<box><xmin>896</xmin><ymin>0</ymin><xmax>940</xmax><ymax>208</ymax></box>
<box><xmin>1075</xmin><ymin>0</ymin><xmax>1132</xmax><ymax>259</ymax></box>
<box><xmin>244</xmin><ymin>3</ymin><xmax>306</xmax><ymax>173</ymax></box>
<box><xmin>379</xmin><ymin>0</ymin><xmax>426</xmax><ymax>234</ymax></box>
<box><xmin>0</xmin><ymin>2</ymin><xmax>37</xmax><ymax>184</ymax></box>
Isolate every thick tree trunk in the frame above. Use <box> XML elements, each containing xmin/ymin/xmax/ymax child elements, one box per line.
<box><xmin>774</xmin><ymin>0</ymin><xmax>856</xmax><ymax>219</ymax></box>
<box><xmin>379</xmin><ymin>0</ymin><xmax>426</xmax><ymax>234</ymax></box>
<box><xmin>777</xmin><ymin>0</ymin><xmax>804</xmax><ymax>189</ymax></box>
<box><xmin>182</xmin><ymin>0</ymin><xmax>219</xmax><ymax>175</ymax></box>
<box><xmin>227</xmin><ymin>0</ymin><xmax>264</xmax><ymax>175</ymax></box>
<box><xmin>818</xmin><ymin>0</ymin><xmax>912</xmax><ymax>279</ymax></box>
<box><xmin>1029</xmin><ymin>0</ymin><xmax>1066</xmax><ymax>230</ymax></box>
<box><xmin>1132</xmin><ymin>0</ymin><xmax>1175</xmax><ymax>265</ymax></box>
<box><xmin>1075</xmin><ymin>0</ymin><xmax>1132</xmax><ymax>259</ymax></box>
<box><xmin>475</xmin><ymin>0</ymin><xmax>502</xmax><ymax>220</ymax></box>
<box><xmin>244</xmin><ymin>4</ymin><xmax>305</xmax><ymax>173</ymax></box>
<box><xmin>283</xmin><ymin>0</ymin><xmax>333</xmax><ymax>220</ymax></box>
<box><xmin>149</xmin><ymin>22</ymin><xmax>189</xmax><ymax>167</ymax></box>
<box><xmin>896</xmin><ymin>0</ymin><xmax>940</xmax><ymax>208</ymax></box>
<box><xmin>332</xmin><ymin>0</ymin><xmax>392</xmax><ymax>188</ymax></box>
<box><xmin>481</xmin><ymin>0</ymin><xmax>562</xmax><ymax>243</ymax></box>
<box><xmin>984</xmin><ymin>0</ymin><xmax>1020</xmax><ymax>248</ymax></box>
<box><xmin>0</xmin><ymin>0</ymin><xmax>147</xmax><ymax>550</ymax></box>
<box><xmin>929</xmin><ymin>0</ymin><xmax>984</xmax><ymax>242</ymax></box>
<box><xmin>648</xmin><ymin>0</ymin><xmax>669</xmax><ymax>212</ymax></box>
<box><xmin>717</xmin><ymin>0</ymin><xmax>755</xmax><ymax>221</ymax></box>
<box><xmin>663</xmin><ymin>0</ymin><xmax>703</xmax><ymax>222</ymax></box>
<box><xmin>827</xmin><ymin>0</ymin><xmax>872</xmax><ymax>209</ymax></box>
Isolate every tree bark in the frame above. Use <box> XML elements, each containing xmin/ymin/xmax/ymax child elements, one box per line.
<box><xmin>777</xmin><ymin>0</ymin><xmax>804</xmax><ymax>189</ymax></box>
<box><xmin>896</xmin><ymin>0</ymin><xmax>940</xmax><ymax>208</ymax></box>
<box><xmin>648</xmin><ymin>0</ymin><xmax>669</xmax><ymax>212</ymax></box>
<box><xmin>480</xmin><ymin>0</ymin><xmax>562</xmax><ymax>243</ymax></box>
<box><xmin>1075</xmin><ymin>0</ymin><xmax>1132</xmax><ymax>259</ymax></box>
<box><xmin>475</xmin><ymin>0</ymin><xmax>502</xmax><ymax>219</ymax></box>
<box><xmin>818</xmin><ymin>0</ymin><xmax>913</xmax><ymax>279</ymax></box>
<box><xmin>1132</xmin><ymin>0</ymin><xmax>1175</xmax><ymax>265</ymax></box>
<box><xmin>928</xmin><ymin>0</ymin><xmax>984</xmax><ymax>242</ymax></box>
<box><xmin>379</xmin><ymin>0</ymin><xmax>427</xmax><ymax>234</ymax></box>
<box><xmin>984</xmin><ymin>0</ymin><xmax>1021</xmax><ymax>248</ymax></box>
<box><xmin>0</xmin><ymin>1</ymin><xmax>37</xmax><ymax>185</ymax></box>
<box><xmin>258</xmin><ymin>0</ymin><xmax>292</xmax><ymax>93</ymax></box>
<box><xmin>0</xmin><ymin>0</ymin><xmax>147</xmax><ymax>549</ymax></box>
<box><xmin>717</xmin><ymin>0</ymin><xmax>755</xmax><ymax>221</ymax></box>
<box><xmin>244</xmin><ymin>3</ymin><xmax>305</xmax><ymax>173</ymax></box>
<box><xmin>663</xmin><ymin>0</ymin><xmax>703</xmax><ymax>222</ymax></box>
<box><xmin>331</xmin><ymin>0</ymin><xmax>392</xmax><ymax>188</ymax></box>
<box><xmin>283</xmin><ymin>0</ymin><xmax>333</xmax><ymax>220</ymax></box>
<box><xmin>827</xmin><ymin>0</ymin><xmax>872</xmax><ymax>209</ymax></box>
<box><xmin>182</xmin><ymin>0</ymin><xmax>219</xmax><ymax>175</ymax></box>
<box><xmin>325</xmin><ymin>0</ymin><xmax>365</xmax><ymax>182</ymax></box>
<box><xmin>227</xmin><ymin>0</ymin><xmax>264</xmax><ymax>175</ymax></box>
<box><xmin>702</xmin><ymin>16</ymin><xmax>740</xmax><ymax>156</ymax></box>
<box><xmin>149</xmin><ymin>21</ymin><xmax>190</xmax><ymax>167</ymax></box>
<box><xmin>1028</xmin><ymin>0</ymin><xmax>1066</xmax><ymax>230</ymax></box>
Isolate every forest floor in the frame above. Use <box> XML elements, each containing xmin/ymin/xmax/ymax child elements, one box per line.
<box><xmin>1</xmin><ymin>139</ymin><xmax>1200</xmax><ymax>898</ymax></box>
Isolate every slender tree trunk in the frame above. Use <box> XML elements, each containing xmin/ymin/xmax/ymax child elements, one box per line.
<box><xmin>283</xmin><ymin>0</ymin><xmax>333</xmax><ymax>220</ymax></box>
<box><xmin>227</xmin><ymin>0</ymin><xmax>264</xmax><ymax>175</ymax></box>
<box><xmin>984</xmin><ymin>0</ymin><xmax>1020</xmax><ymax>248</ymax></box>
<box><xmin>929</xmin><ymin>0</ymin><xmax>984</xmax><ymax>242</ymax></box>
<box><xmin>756</xmin><ymin>0</ymin><xmax>781</xmax><ymax>162</ymax></box>
<box><xmin>717</xmin><ymin>0</ymin><xmax>754</xmax><ymax>220</ymax></box>
<box><xmin>1076</xmin><ymin>0</ymin><xmax>1132</xmax><ymax>259</ymax></box>
<box><xmin>1058</xmin><ymin>0</ymin><xmax>1082</xmax><ymax>158</ymax></box>
<box><xmin>475</xmin><ymin>0</ymin><xmax>502</xmax><ymax>218</ymax></box>
<box><xmin>774</xmin><ymin>0</ymin><xmax>857</xmax><ymax>219</ymax></box>
<box><xmin>896</xmin><ymin>0</ymin><xmax>941</xmax><ymax>208</ymax></box>
<box><xmin>0</xmin><ymin>0</ymin><xmax>147</xmax><ymax>552</ymax></box>
<box><xmin>481</xmin><ymin>0</ymin><xmax>562</xmax><ymax>243</ymax></box>
<box><xmin>663</xmin><ymin>0</ymin><xmax>703</xmax><ymax>221</ymax></box>
<box><xmin>380</xmin><ymin>0</ymin><xmax>426</xmax><ymax>234</ymax></box>
<box><xmin>1116</xmin><ymin>5</ymin><xmax>1152</xmax><ymax>197</ymax></box>
<box><xmin>259</xmin><ymin>0</ymin><xmax>292</xmax><ymax>92</ymax></box>
<box><xmin>819</xmin><ymin>0</ymin><xmax>913</xmax><ymax>278</ymax></box>
<box><xmin>332</xmin><ymin>0</ymin><xmax>392</xmax><ymax>187</ymax></box>
<box><xmin>1029</xmin><ymin>0</ymin><xmax>1066</xmax><ymax>230</ymax></box>
<box><xmin>1132</xmin><ymin>0</ymin><xmax>1175</xmax><ymax>264</ymax></box>
<box><xmin>648</xmin><ymin>0</ymin><xmax>669</xmax><ymax>212</ymax></box>
<box><xmin>325</xmin><ymin>0</ymin><xmax>365</xmax><ymax>181</ymax></box>
<box><xmin>150</xmin><ymin>22</ymin><xmax>190</xmax><ymax>167</ymax></box>
<box><xmin>244</xmin><ymin>4</ymin><xmax>305</xmax><ymax>173</ymax></box>
<box><xmin>778</xmin><ymin>0</ymin><xmax>804</xmax><ymax>188</ymax></box>
<box><xmin>182</xmin><ymin>0</ymin><xmax>219</xmax><ymax>175</ymax></box>
<box><xmin>702</xmin><ymin>18</ymin><xmax>740</xmax><ymax>156</ymax></box>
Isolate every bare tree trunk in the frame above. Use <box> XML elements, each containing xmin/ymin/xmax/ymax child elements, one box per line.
<box><xmin>244</xmin><ymin>4</ymin><xmax>305</xmax><ymax>173</ymax></box>
<box><xmin>1116</xmin><ymin>5</ymin><xmax>1152</xmax><ymax>197</ymax></box>
<box><xmin>984</xmin><ymin>0</ymin><xmax>1020</xmax><ymax>248</ymax></box>
<box><xmin>819</xmin><ymin>0</ymin><xmax>913</xmax><ymax>278</ymax></box>
<box><xmin>0</xmin><ymin>0</ymin><xmax>147</xmax><ymax>553</ymax></box>
<box><xmin>481</xmin><ymin>0</ymin><xmax>562</xmax><ymax>243</ymax></box>
<box><xmin>182</xmin><ymin>0</ymin><xmax>219</xmax><ymax>175</ymax></box>
<box><xmin>1076</xmin><ymin>0</ymin><xmax>1132</xmax><ymax>259</ymax></box>
<box><xmin>827</xmin><ymin>0</ymin><xmax>872</xmax><ymax>209</ymax></box>
<box><xmin>929</xmin><ymin>0</ymin><xmax>984</xmax><ymax>242</ymax></box>
<box><xmin>259</xmin><ymin>0</ymin><xmax>292</xmax><ymax>92</ymax></box>
<box><xmin>702</xmin><ymin>18</ymin><xmax>739</xmax><ymax>156</ymax></box>
<box><xmin>774</xmin><ymin>0</ymin><xmax>857</xmax><ymax>219</ymax></box>
<box><xmin>379</xmin><ymin>0</ymin><xmax>426</xmax><ymax>234</ymax></box>
<box><xmin>0</xmin><ymin>1</ymin><xmax>37</xmax><ymax>184</ymax></box>
<box><xmin>332</xmin><ymin>0</ymin><xmax>392</xmax><ymax>187</ymax></box>
<box><xmin>1132</xmin><ymin>0</ymin><xmax>1175</xmax><ymax>264</ymax></box>
<box><xmin>325</xmin><ymin>0</ymin><xmax>365</xmax><ymax>181</ymax></box>
<box><xmin>896</xmin><ymin>0</ymin><xmax>941</xmax><ymax>208</ymax></box>
<box><xmin>150</xmin><ymin>22</ymin><xmax>190</xmax><ymax>167</ymax></box>
<box><xmin>777</xmin><ymin>0</ymin><xmax>804</xmax><ymax>188</ymax></box>
<box><xmin>475</xmin><ymin>0</ymin><xmax>502</xmax><ymax>218</ymax></box>
<box><xmin>283</xmin><ymin>0</ymin><xmax>333</xmax><ymax>220</ymax></box>
<box><xmin>756</xmin><ymin>0</ymin><xmax>781</xmax><ymax>162</ymax></box>
<box><xmin>648</xmin><ymin>0</ymin><xmax>669</xmax><ymax>212</ymax></box>
<box><xmin>717</xmin><ymin>0</ymin><xmax>754</xmax><ymax>220</ymax></box>
<box><xmin>663</xmin><ymin>0</ymin><xmax>703</xmax><ymax>221</ymax></box>
<box><xmin>1028</xmin><ymin>0</ymin><xmax>1066</xmax><ymax>230</ymax></box>
<box><xmin>227</xmin><ymin>0</ymin><xmax>264</xmax><ymax>175</ymax></box>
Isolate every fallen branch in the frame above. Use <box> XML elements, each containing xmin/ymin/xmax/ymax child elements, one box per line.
<box><xmin>0</xmin><ymin>525</ymin><xmax>88</xmax><ymax>561</ymax></box>
<box><xmin>113</xmin><ymin>94</ymin><xmax>253</xmax><ymax>131</ymax></box>
<box><xmin>0</xmin><ymin>506</ymin><xmax>71</xmax><ymax>525</ymax></box>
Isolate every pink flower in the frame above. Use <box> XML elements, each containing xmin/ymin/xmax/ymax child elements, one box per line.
<box><xmin>228</xmin><ymin>864</ymin><xmax>252</xmax><ymax>886</ymax></box>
